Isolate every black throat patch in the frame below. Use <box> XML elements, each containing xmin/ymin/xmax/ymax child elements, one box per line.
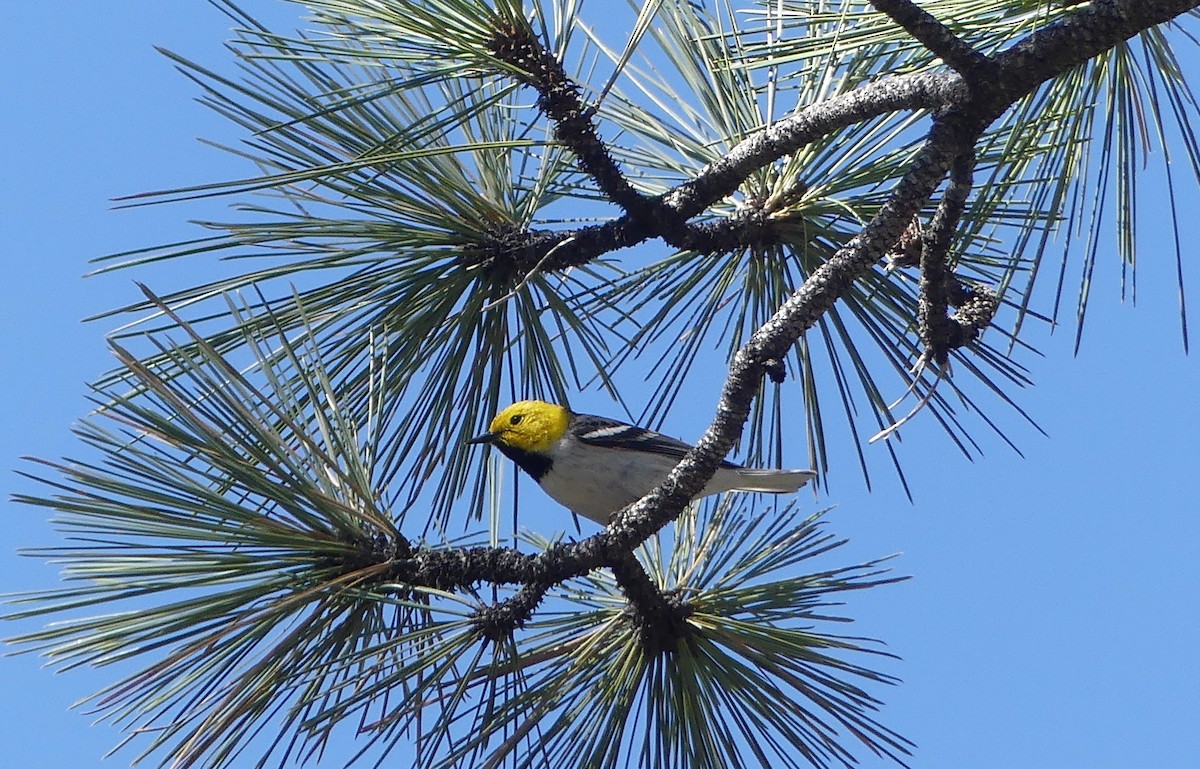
<box><xmin>495</xmin><ymin>443</ymin><xmax>553</xmax><ymax>481</ymax></box>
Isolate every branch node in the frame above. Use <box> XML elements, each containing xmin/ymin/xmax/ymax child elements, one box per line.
<box><xmin>622</xmin><ymin>588</ymin><xmax>695</xmax><ymax>656</ymax></box>
<box><xmin>885</xmin><ymin>216</ymin><xmax>924</xmax><ymax>270</ymax></box>
<box><xmin>764</xmin><ymin>358</ymin><xmax>788</xmax><ymax>384</ymax></box>
<box><xmin>608</xmin><ymin>551</ymin><xmax>692</xmax><ymax>653</ymax></box>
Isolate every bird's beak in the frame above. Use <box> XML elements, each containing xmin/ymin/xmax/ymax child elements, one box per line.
<box><xmin>466</xmin><ymin>431</ymin><xmax>496</xmax><ymax>445</ymax></box>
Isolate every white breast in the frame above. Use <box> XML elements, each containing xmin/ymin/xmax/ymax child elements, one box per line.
<box><xmin>536</xmin><ymin>435</ymin><xmax>748</xmax><ymax>524</ymax></box>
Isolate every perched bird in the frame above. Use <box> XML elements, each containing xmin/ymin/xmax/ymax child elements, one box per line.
<box><xmin>468</xmin><ymin>400</ymin><xmax>816</xmax><ymax>524</ymax></box>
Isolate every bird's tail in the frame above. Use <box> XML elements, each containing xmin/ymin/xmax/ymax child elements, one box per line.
<box><xmin>729</xmin><ymin>468</ymin><xmax>817</xmax><ymax>494</ymax></box>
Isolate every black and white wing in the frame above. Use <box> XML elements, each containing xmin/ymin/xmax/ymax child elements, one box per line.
<box><xmin>570</xmin><ymin>414</ymin><xmax>740</xmax><ymax>468</ymax></box>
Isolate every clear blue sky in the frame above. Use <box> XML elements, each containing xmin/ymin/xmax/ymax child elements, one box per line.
<box><xmin>3</xmin><ymin>3</ymin><xmax>1198</xmax><ymax>768</ymax></box>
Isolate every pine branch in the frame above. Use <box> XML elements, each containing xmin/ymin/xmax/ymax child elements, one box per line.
<box><xmin>605</xmin><ymin>553</ymin><xmax>691</xmax><ymax>654</ymax></box>
<box><xmin>867</xmin><ymin>0</ymin><xmax>999</xmax><ymax>80</ymax></box>
<box><xmin>456</xmin><ymin>71</ymin><xmax>964</xmax><ymax>275</ymax></box>
<box><xmin>488</xmin><ymin>20</ymin><xmax>651</xmax><ymax>217</ymax></box>
<box><xmin>471</xmin><ymin>0</ymin><xmax>1199</xmax><ymax>279</ymax></box>
<box><xmin>920</xmin><ymin>151</ymin><xmax>976</xmax><ymax>365</ymax></box>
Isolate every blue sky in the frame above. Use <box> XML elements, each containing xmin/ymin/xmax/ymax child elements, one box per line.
<box><xmin>3</xmin><ymin>3</ymin><xmax>1198</xmax><ymax>768</ymax></box>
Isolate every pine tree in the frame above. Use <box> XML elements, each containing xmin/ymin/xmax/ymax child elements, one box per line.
<box><xmin>9</xmin><ymin>2</ymin><xmax>1200</xmax><ymax>767</ymax></box>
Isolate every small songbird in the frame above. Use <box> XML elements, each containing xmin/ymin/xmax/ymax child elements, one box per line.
<box><xmin>468</xmin><ymin>400</ymin><xmax>816</xmax><ymax>524</ymax></box>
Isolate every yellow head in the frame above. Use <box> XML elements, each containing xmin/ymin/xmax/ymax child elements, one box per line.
<box><xmin>469</xmin><ymin>400</ymin><xmax>570</xmax><ymax>453</ymax></box>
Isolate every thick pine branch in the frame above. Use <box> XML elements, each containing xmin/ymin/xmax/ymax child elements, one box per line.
<box><xmin>473</xmin><ymin>0</ymin><xmax>1198</xmax><ymax>282</ymax></box>
<box><xmin>488</xmin><ymin>20</ymin><xmax>655</xmax><ymax>219</ymax></box>
<box><xmin>867</xmin><ymin>0</ymin><xmax>999</xmax><ymax>79</ymax></box>
<box><xmin>459</xmin><ymin>71</ymin><xmax>966</xmax><ymax>274</ymax></box>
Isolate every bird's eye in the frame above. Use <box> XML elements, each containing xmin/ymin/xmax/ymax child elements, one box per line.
<box><xmin>510</xmin><ymin>414</ymin><xmax>523</xmax><ymax>425</ymax></box>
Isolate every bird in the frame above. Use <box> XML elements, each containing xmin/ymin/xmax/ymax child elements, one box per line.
<box><xmin>468</xmin><ymin>400</ymin><xmax>816</xmax><ymax>524</ymax></box>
